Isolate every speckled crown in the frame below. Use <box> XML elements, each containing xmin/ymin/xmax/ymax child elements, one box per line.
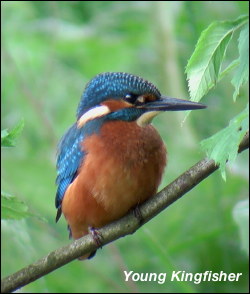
<box><xmin>77</xmin><ymin>72</ymin><xmax>161</xmax><ymax>118</ymax></box>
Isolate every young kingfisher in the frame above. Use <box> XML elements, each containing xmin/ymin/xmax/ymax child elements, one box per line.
<box><xmin>55</xmin><ymin>72</ymin><xmax>206</xmax><ymax>259</ymax></box>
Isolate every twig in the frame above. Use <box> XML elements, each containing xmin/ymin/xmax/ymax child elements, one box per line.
<box><xmin>1</xmin><ymin>132</ymin><xmax>249</xmax><ymax>293</ymax></box>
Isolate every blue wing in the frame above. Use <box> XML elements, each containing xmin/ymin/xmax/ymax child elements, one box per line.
<box><xmin>55</xmin><ymin>123</ymin><xmax>86</xmax><ymax>212</ymax></box>
<box><xmin>55</xmin><ymin>118</ymin><xmax>105</xmax><ymax>221</ymax></box>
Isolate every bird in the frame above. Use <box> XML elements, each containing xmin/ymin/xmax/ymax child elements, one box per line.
<box><xmin>55</xmin><ymin>72</ymin><xmax>206</xmax><ymax>259</ymax></box>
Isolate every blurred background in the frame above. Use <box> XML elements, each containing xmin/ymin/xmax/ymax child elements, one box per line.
<box><xmin>1</xmin><ymin>1</ymin><xmax>249</xmax><ymax>293</ymax></box>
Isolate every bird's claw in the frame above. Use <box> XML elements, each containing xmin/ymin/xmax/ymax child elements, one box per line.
<box><xmin>89</xmin><ymin>227</ymin><xmax>103</xmax><ymax>248</ymax></box>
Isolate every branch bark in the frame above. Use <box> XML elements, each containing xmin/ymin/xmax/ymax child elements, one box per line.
<box><xmin>1</xmin><ymin>132</ymin><xmax>249</xmax><ymax>293</ymax></box>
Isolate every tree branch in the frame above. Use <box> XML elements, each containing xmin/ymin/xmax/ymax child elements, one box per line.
<box><xmin>1</xmin><ymin>132</ymin><xmax>249</xmax><ymax>293</ymax></box>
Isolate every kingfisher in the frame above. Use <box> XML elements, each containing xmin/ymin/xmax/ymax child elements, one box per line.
<box><xmin>55</xmin><ymin>72</ymin><xmax>206</xmax><ymax>259</ymax></box>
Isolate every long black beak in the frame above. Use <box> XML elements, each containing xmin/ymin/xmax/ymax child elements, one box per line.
<box><xmin>142</xmin><ymin>96</ymin><xmax>206</xmax><ymax>111</ymax></box>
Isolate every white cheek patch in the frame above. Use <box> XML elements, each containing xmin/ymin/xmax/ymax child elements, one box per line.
<box><xmin>77</xmin><ymin>105</ymin><xmax>110</xmax><ymax>128</ymax></box>
<box><xmin>136</xmin><ymin>111</ymin><xmax>161</xmax><ymax>127</ymax></box>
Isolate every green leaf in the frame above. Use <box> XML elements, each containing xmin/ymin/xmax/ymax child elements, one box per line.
<box><xmin>219</xmin><ymin>59</ymin><xmax>240</xmax><ymax>81</ymax></box>
<box><xmin>232</xmin><ymin>23</ymin><xmax>249</xmax><ymax>101</ymax></box>
<box><xmin>1</xmin><ymin>119</ymin><xmax>24</xmax><ymax>147</ymax></box>
<box><xmin>183</xmin><ymin>59</ymin><xmax>239</xmax><ymax>122</ymax></box>
<box><xmin>186</xmin><ymin>15</ymin><xmax>249</xmax><ymax>102</ymax></box>
<box><xmin>233</xmin><ymin>199</ymin><xmax>249</xmax><ymax>256</ymax></box>
<box><xmin>1</xmin><ymin>191</ymin><xmax>47</xmax><ymax>221</ymax></box>
<box><xmin>200</xmin><ymin>105</ymin><xmax>249</xmax><ymax>180</ymax></box>
<box><xmin>1</xmin><ymin>191</ymin><xmax>31</xmax><ymax>220</ymax></box>
<box><xmin>1</xmin><ymin>129</ymin><xmax>9</xmax><ymax>139</ymax></box>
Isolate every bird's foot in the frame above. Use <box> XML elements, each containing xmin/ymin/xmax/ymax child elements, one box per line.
<box><xmin>89</xmin><ymin>226</ymin><xmax>103</xmax><ymax>248</ymax></box>
<box><xmin>132</xmin><ymin>204</ymin><xmax>144</xmax><ymax>225</ymax></box>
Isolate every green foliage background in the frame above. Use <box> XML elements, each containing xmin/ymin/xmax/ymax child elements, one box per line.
<box><xmin>1</xmin><ymin>1</ymin><xmax>249</xmax><ymax>293</ymax></box>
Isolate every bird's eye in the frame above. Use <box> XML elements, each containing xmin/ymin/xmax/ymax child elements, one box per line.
<box><xmin>124</xmin><ymin>93</ymin><xmax>138</xmax><ymax>104</ymax></box>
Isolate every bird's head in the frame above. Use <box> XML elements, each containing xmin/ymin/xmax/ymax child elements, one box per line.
<box><xmin>76</xmin><ymin>72</ymin><xmax>206</xmax><ymax>128</ymax></box>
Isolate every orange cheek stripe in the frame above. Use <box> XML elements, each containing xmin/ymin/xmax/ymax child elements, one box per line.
<box><xmin>101</xmin><ymin>99</ymin><xmax>132</xmax><ymax>112</ymax></box>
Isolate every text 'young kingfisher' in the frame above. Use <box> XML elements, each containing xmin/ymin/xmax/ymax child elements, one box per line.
<box><xmin>55</xmin><ymin>72</ymin><xmax>206</xmax><ymax>259</ymax></box>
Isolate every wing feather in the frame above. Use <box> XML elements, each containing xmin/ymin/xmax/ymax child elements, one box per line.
<box><xmin>55</xmin><ymin>123</ymin><xmax>85</xmax><ymax>210</ymax></box>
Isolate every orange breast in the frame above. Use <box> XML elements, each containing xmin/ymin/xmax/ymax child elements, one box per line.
<box><xmin>62</xmin><ymin>121</ymin><xmax>166</xmax><ymax>240</ymax></box>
